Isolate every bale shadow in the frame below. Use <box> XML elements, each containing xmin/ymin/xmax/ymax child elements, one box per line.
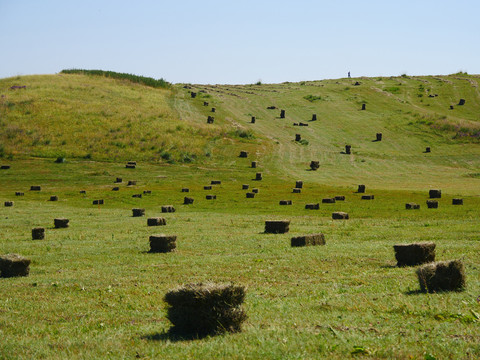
<box><xmin>372</xmin><ymin>139</ymin><xmax>381</xmax><ymax>142</ymax></box>
<box><xmin>379</xmin><ymin>264</ymin><xmax>397</xmax><ymax>269</ymax></box>
<box><xmin>404</xmin><ymin>289</ymin><xmax>424</xmax><ymax>296</ymax></box>
<box><xmin>142</xmin><ymin>328</ymin><xmax>209</xmax><ymax>342</ymax></box>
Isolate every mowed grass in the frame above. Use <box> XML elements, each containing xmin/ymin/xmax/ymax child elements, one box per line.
<box><xmin>0</xmin><ymin>159</ymin><xmax>479</xmax><ymax>359</ymax></box>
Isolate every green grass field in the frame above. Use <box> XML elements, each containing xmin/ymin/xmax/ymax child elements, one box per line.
<box><xmin>0</xmin><ymin>73</ymin><xmax>479</xmax><ymax>359</ymax></box>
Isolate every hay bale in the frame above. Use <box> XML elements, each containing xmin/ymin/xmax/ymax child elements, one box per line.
<box><xmin>32</xmin><ymin>227</ymin><xmax>45</xmax><ymax>240</ymax></box>
<box><xmin>416</xmin><ymin>260</ymin><xmax>465</xmax><ymax>293</ymax></box>
<box><xmin>206</xmin><ymin>195</ymin><xmax>217</xmax><ymax>200</ymax></box>
<box><xmin>79</xmin><ymin>190</ymin><xmax>86</xmax><ymax>194</ymax></box>
<box><xmin>334</xmin><ymin>195</ymin><xmax>345</xmax><ymax>201</ymax></box>
<box><xmin>239</xmin><ymin>151</ymin><xmax>248</xmax><ymax>158</ymax></box>
<box><xmin>280</xmin><ymin>109</ymin><xmax>285</xmax><ymax>118</ymax></box>
<box><xmin>291</xmin><ymin>233</ymin><xmax>325</xmax><ymax>247</ymax></box>
<box><xmin>295</xmin><ymin>134</ymin><xmax>301</xmax><ymax>142</ymax></box>
<box><xmin>267</xmin><ymin>106</ymin><xmax>276</xmax><ymax>110</ymax></box>
<box><xmin>246</xmin><ymin>192</ymin><xmax>255</xmax><ymax>198</ymax></box>
<box><xmin>265</xmin><ymin>220</ymin><xmax>290</xmax><ymax>234</ymax></box>
<box><xmin>15</xmin><ymin>192</ymin><xmax>24</xmax><ymax>196</ymax></box>
<box><xmin>312</xmin><ymin>114</ymin><xmax>317</xmax><ymax>121</ymax></box>
<box><xmin>251</xmin><ymin>161</ymin><xmax>257</xmax><ymax>168</ymax></box>
<box><xmin>242</xmin><ymin>184</ymin><xmax>249</xmax><ymax>190</ymax></box>
<box><xmin>30</xmin><ymin>186</ymin><xmax>41</xmax><ymax>191</ymax></box>
<box><xmin>332</xmin><ymin>212</ymin><xmax>349</xmax><ymax>220</ymax></box>
<box><xmin>147</xmin><ymin>217</ymin><xmax>166</xmax><ymax>226</ymax></box>
<box><xmin>452</xmin><ymin>198</ymin><xmax>463</xmax><ymax>205</ymax></box>
<box><xmin>112</xmin><ymin>187</ymin><xmax>120</xmax><ymax>191</ymax></box>
<box><xmin>361</xmin><ymin>195</ymin><xmax>374</xmax><ymax>200</ymax></box>
<box><xmin>357</xmin><ymin>185</ymin><xmax>366</xmax><ymax>193</ymax></box>
<box><xmin>279</xmin><ymin>200</ymin><xmax>292</xmax><ymax>205</ymax></box>
<box><xmin>149</xmin><ymin>234</ymin><xmax>177</xmax><ymax>253</ymax></box>
<box><xmin>376</xmin><ymin>133</ymin><xmax>382</xmax><ymax>141</ymax></box>
<box><xmin>292</xmin><ymin>188</ymin><xmax>301</xmax><ymax>193</ymax></box>
<box><xmin>305</xmin><ymin>203</ymin><xmax>319</xmax><ymax>210</ymax></box>
<box><xmin>211</xmin><ymin>180</ymin><xmax>221</xmax><ymax>185</ymax></box>
<box><xmin>450</xmin><ymin>105</ymin><xmax>454</xmax><ymax>110</ymax></box>
<box><xmin>115</xmin><ymin>177</ymin><xmax>122</xmax><ymax>183</ymax></box>
<box><xmin>132</xmin><ymin>208</ymin><xmax>145</xmax><ymax>217</ymax></box>
<box><xmin>203</xmin><ymin>185</ymin><xmax>212</xmax><ymax>190</ymax></box>
<box><xmin>1</xmin><ymin>165</ymin><xmax>11</xmax><ymax>170</ymax></box>
<box><xmin>211</xmin><ymin>107</ymin><xmax>216</xmax><ymax>113</ymax></box>
<box><xmin>427</xmin><ymin>200</ymin><xmax>438</xmax><ymax>209</ymax></box>
<box><xmin>55</xmin><ymin>157</ymin><xmax>66</xmax><ymax>163</ymax></box>
<box><xmin>251</xmin><ymin>116</ymin><xmax>256</xmax><ymax>123</ymax></box>
<box><xmin>49</xmin><ymin>195</ymin><xmax>58</xmax><ymax>201</ymax></box>
<box><xmin>251</xmin><ymin>188</ymin><xmax>259</xmax><ymax>194</ymax></box>
<box><xmin>132</xmin><ymin>194</ymin><xmax>142</xmax><ymax>198</ymax></box>
<box><xmin>458</xmin><ymin>99</ymin><xmax>465</xmax><ymax>106</ymax></box>
<box><xmin>255</xmin><ymin>172</ymin><xmax>262</xmax><ymax>181</ymax></box>
<box><xmin>93</xmin><ymin>199</ymin><xmax>104</xmax><ymax>205</ymax></box>
<box><xmin>4</xmin><ymin>201</ymin><xmax>13</xmax><ymax>207</ymax></box>
<box><xmin>405</xmin><ymin>203</ymin><xmax>420</xmax><ymax>209</ymax></box>
<box><xmin>207</xmin><ymin>116</ymin><xmax>214</xmax><ymax>124</ymax></box>
<box><xmin>190</xmin><ymin>92</ymin><xmax>197</xmax><ymax>98</ymax></box>
<box><xmin>425</xmin><ymin>147</ymin><xmax>431</xmax><ymax>153</ymax></box>
<box><xmin>184</xmin><ymin>197</ymin><xmax>194</xmax><ymax>205</ymax></box>
<box><xmin>429</xmin><ymin>189</ymin><xmax>441</xmax><ymax>198</ymax></box>
<box><xmin>361</xmin><ymin>103</ymin><xmax>366</xmax><ymax>110</ymax></box>
<box><xmin>127</xmin><ymin>180</ymin><xmax>137</xmax><ymax>186</ymax></box>
<box><xmin>295</xmin><ymin>180</ymin><xmax>303</xmax><ymax>188</ymax></box>
<box><xmin>293</xmin><ymin>123</ymin><xmax>298</xmax><ymax>126</ymax></box>
<box><xmin>181</xmin><ymin>188</ymin><xmax>189</xmax><ymax>193</ymax></box>
<box><xmin>203</xmin><ymin>101</ymin><xmax>209</xmax><ymax>106</ymax></box>
<box><xmin>143</xmin><ymin>190</ymin><xmax>152</xmax><ymax>195</ymax></box>
<box><xmin>0</xmin><ymin>254</ymin><xmax>31</xmax><ymax>277</ymax></box>
<box><xmin>161</xmin><ymin>205</ymin><xmax>176</xmax><ymax>213</ymax></box>
<box><xmin>345</xmin><ymin>145</ymin><xmax>351</xmax><ymax>154</ymax></box>
<box><xmin>310</xmin><ymin>161</ymin><xmax>320</xmax><ymax>171</ymax></box>
<box><xmin>54</xmin><ymin>218</ymin><xmax>69</xmax><ymax>228</ymax></box>
<box><xmin>393</xmin><ymin>242</ymin><xmax>435</xmax><ymax>266</ymax></box>
<box><xmin>322</xmin><ymin>198</ymin><xmax>336</xmax><ymax>203</ymax></box>
<box><xmin>164</xmin><ymin>282</ymin><xmax>247</xmax><ymax>336</ymax></box>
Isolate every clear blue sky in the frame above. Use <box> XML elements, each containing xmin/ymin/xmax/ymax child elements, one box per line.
<box><xmin>1</xmin><ymin>0</ymin><xmax>479</xmax><ymax>84</ymax></box>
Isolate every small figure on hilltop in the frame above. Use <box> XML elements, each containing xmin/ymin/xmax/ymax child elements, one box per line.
<box><xmin>348</xmin><ymin>71</ymin><xmax>351</xmax><ymax>78</ymax></box>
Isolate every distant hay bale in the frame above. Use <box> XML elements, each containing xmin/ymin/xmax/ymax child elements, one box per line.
<box><xmin>184</xmin><ymin>197</ymin><xmax>194</xmax><ymax>205</ymax></box>
<box><xmin>143</xmin><ymin>190</ymin><xmax>151</xmax><ymax>195</ymax></box>
<box><xmin>161</xmin><ymin>205</ymin><xmax>176</xmax><ymax>213</ymax></box>
<box><xmin>4</xmin><ymin>201</ymin><xmax>13</xmax><ymax>207</ymax></box>
<box><xmin>255</xmin><ymin>173</ymin><xmax>262</xmax><ymax>181</ymax></box>
<box><xmin>182</xmin><ymin>188</ymin><xmax>189</xmax><ymax>193</ymax></box>
<box><xmin>305</xmin><ymin>203</ymin><xmax>319</xmax><ymax>210</ymax></box>
<box><xmin>54</xmin><ymin>157</ymin><xmax>65</xmax><ymax>163</ymax></box>
<box><xmin>239</xmin><ymin>151</ymin><xmax>248</xmax><ymax>158</ymax></box>
<box><xmin>1</xmin><ymin>165</ymin><xmax>11</xmax><ymax>170</ymax></box>
<box><xmin>361</xmin><ymin>195</ymin><xmax>374</xmax><ymax>200</ymax></box>
<box><xmin>393</xmin><ymin>242</ymin><xmax>436</xmax><ymax>266</ymax></box>
<box><xmin>280</xmin><ymin>109</ymin><xmax>285</xmax><ymax>118</ymax></box>
<box><xmin>115</xmin><ymin>177</ymin><xmax>122</xmax><ymax>183</ymax></box>
<box><xmin>132</xmin><ymin>208</ymin><xmax>145</xmax><ymax>217</ymax></box>
<box><xmin>0</xmin><ymin>254</ymin><xmax>31</xmax><ymax>277</ymax></box>
<box><xmin>425</xmin><ymin>147</ymin><xmax>431</xmax><ymax>153</ymax></box>
<box><xmin>203</xmin><ymin>101</ymin><xmax>209</xmax><ymax>106</ymax></box>
<box><xmin>54</xmin><ymin>218</ymin><xmax>69</xmax><ymax>228</ymax></box>
<box><xmin>427</xmin><ymin>200</ymin><xmax>438</xmax><ymax>209</ymax></box>
<box><xmin>332</xmin><ymin>212</ymin><xmax>349</xmax><ymax>220</ymax></box>
<box><xmin>291</xmin><ymin>233</ymin><xmax>325</xmax><ymax>247</ymax></box>
<box><xmin>361</xmin><ymin>103</ymin><xmax>366</xmax><ymax>110</ymax></box>
<box><xmin>251</xmin><ymin>161</ymin><xmax>257</xmax><ymax>168</ymax></box>
<box><xmin>207</xmin><ymin>116</ymin><xmax>214</xmax><ymax>124</ymax></box>
<box><xmin>357</xmin><ymin>185</ymin><xmax>366</xmax><ymax>193</ymax></box>
<box><xmin>190</xmin><ymin>92</ymin><xmax>197</xmax><ymax>98</ymax></box>
<box><xmin>416</xmin><ymin>260</ymin><xmax>465</xmax><ymax>293</ymax></box>
<box><xmin>452</xmin><ymin>198</ymin><xmax>463</xmax><ymax>205</ymax></box>
<box><xmin>242</xmin><ymin>184</ymin><xmax>249</xmax><ymax>190</ymax></box>
<box><xmin>15</xmin><ymin>192</ymin><xmax>24</xmax><ymax>196</ymax></box>
<box><xmin>345</xmin><ymin>145</ymin><xmax>351</xmax><ymax>154</ymax></box>
<box><xmin>429</xmin><ymin>189</ymin><xmax>441</xmax><ymax>198</ymax></box>
<box><xmin>147</xmin><ymin>217</ymin><xmax>166</xmax><ymax>226</ymax></box>
<box><xmin>405</xmin><ymin>203</ymin><xmax>420</xmax><ymax>209</ymax></box>
<box><xmin>79</xmin><ymin>190</ymin><xmax>86</xmax><ymax>194</ymax></box>
<box><xmin>376</xmin><ymin>133</ymin><xmax>382</xmax><ymax>141</ymax></box>
<box><xmin>293</xmin><ymin>123</ymin><xmax>298</xmax><ymax>126</ymax></box>
<box><xmin>30</xmin><ymin>186</ymin><xmax>41</xmax><ymax>191</ymax></box>
<box><xmin>458</xmin><ymin>99</ymin><xmax>465</xmax><ymax>106</ymax></box>
<box><xmin>49</xmin><ymin>195</ymin><xmax>58</xmax><ymax>201</ymax></box>
<box><xmin>246</xmin><ymin>192</ymin><xmax>255</xmax><ymax>198</ymax></box>
<box><xmin>164</xmin><ymin>282</ymin><xmax>247</xmax><ymax>336</ymax></box>
<box><xmin>279</xmin><ymin>200</ymin><xmax>292</xmax><ymax>205</ymax></box>
<box><xmin>211</xmin><ymin>107</ymin><xmax>216</xmax><ymax>113</ymax></box>
<box><xmin>251</xmin><ymin>116</ymin><xmax>256</xmax><ymax>123</ymax></box>
<box><xmin>267</xmin><ymin>106</ymin><xmax>276</xmax><ymax>109</ymax></box>
<box><xmin>322</xmin><ymin>198</ymin><xmax>335</xmax><ymax>203</ymax></box>
<box><xmin>127</xmin><ymin>180</ymin><xmax>137</xmax><ymax>186</ymax></box>
<box><xmin>310</xmin><ymin>161</ymin><xmax>320</xmax><ymax>171</ymax></box>
<box><xmin>132</xmin><ymin>194</ymin><xmax>142</xmax><ymax>198</ymax></box>
<box><xmin>265</xmin><ymin>220</ymin><xmax>290</xmax><ymax>234</ymax></box>
<box><xmin>206</xmin><ymin>195</ymin><xmax>217</xmax><ymax>200</ymax></box>
<box><xmin>211</xmin><ymin>180</ymin><xmax>221</xmax><ymax>185</ymax></box>
<box><xmin>149</xmin><ymin>234</ymin><xmax>177</xmax><ymax>253</ymax></box>
<box><xmin>93</xmin><ymin>199</ymin><xmax>104</xmax><ymax>205</ymax></box>
<box><xmin>312</xmin><ymin>114</ymin><xmax>317</xmax><ymax>121</ymax></box>
<box><xmin>295</xmin><ymin>134</ymin><xmax>301</xmax><ymax>142</ymax></box>
<box><xmin>334</xmin><ymin>195</ymin><xmax>345</xmax><ymax>201</ymax></box>
<box><xmin>203</xmin><ymin>185</ymin><xmax>212</xmax><ymax>190</ymax></box>
<box><xmin>295</xmin><ymin>180</ymin><xmax>303</xmax><ymax>188</ymax></box>
<box><xmin>449</xmin><ymin>105</ymin><xmax>454</xmax><ymax>110</ymax></box>
<box><xmin>292</xmin><ymin>188</ymin><xmax>301</xmax><ymax>193</ymax></box>
<box><xmin>32</xmin><ymin>227</ymin><xmax>45</xmax><ymax>240</ymax></box>
<box><xmin>112</xmin><ymin>187</ymin><xmax>120</xmax><ymax>191</ymax></box>
<box><xmin>251</xmin><ymin>188</ymin><xmax>259</xmax><ymax>194</ymax></box>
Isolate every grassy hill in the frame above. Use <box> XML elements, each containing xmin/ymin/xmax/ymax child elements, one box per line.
<box><xmin>0</xmin><ymin>72</ymin><xmax>479</xmax><ymax>359</ymax></box>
